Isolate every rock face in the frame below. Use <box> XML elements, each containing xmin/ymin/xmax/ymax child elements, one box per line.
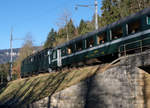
<box><xmin>25</xmin><ymin>51</ymin><xmax>150</xmax><ymax>108</ymax></box>
<box><xmin>27</xmin><ymin>67</ymin><xmax>146</xmax><ymax>108</ymax></box>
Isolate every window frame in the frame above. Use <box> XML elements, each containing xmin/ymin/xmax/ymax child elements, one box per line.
<box><xmin>126</xmin><ymin>18</ymin><xmax>141</xmax><ymax>35</ymax></box>
<box><xmin>52</xmin><ymin>50</ymin><xmax>57</xmax><ymax>59</ymax></box>
<box><xmin>86</xmin><ymin>36</ymin><xmax>95</xmax><ymax>48</ymax></box>
<box><xmin>66</xmin><ymin>44</ymin><xmax>75</xmax><ymax>55</ymax></box>
<box><xmin>110</xmin><ymin>26</ymin><xmax>123</xmax><ymax>40</ymax></box>
<box><xmin>75</xmin><ymin>40</ymin><xmax>83</xmax><ymax>52</ymax></box>
<box><xmin>61</xmin><ymin>47</ymin><xmax>66</xmax><ymax>56</ymax></box>
<box><xmin>97</xmin><ymin>31</ymin><xmax>107</xmax><ymax>44</ymax></box>
<box><xmin>146</xmin><ymin>15</ymin><xmax>150</xmax><ymax>25</ymax></box>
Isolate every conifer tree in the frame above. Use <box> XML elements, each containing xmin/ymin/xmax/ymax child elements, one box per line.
<box><xmin>78</xmin><ymin>19</ymin><xmax>87</xmax><ymax>35</ymax></box>
<box><xmin>129</xmin><ymin>0</ymin><xmax>150</xmax><ymax>14</ymax></box>
<box><xmin>44</xmin><ymin>28</ymin><xmax>56</xmax><ymax>48</ymax></box>
<box><xmin>66</xmin><ymin>19</ymin><xmax>76</xmax><ymax>39</ymax></box>
<box><xmin>118</xmin><ymin>0</ymin><xmax>130</xmax><ymax>18</ymax></box>
<box><xmin>101</xmin><ymin>0</ymin><xmax>121</xmax><ymax>25</ymax></box>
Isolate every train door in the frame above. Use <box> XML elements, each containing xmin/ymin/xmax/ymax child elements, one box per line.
<box><xmin>48</xmin><ymin>50</ymin><xmax>51</xmax><ymax>65</ymax></box>
<box><xmin>57</xmin><ymin>49</ymin><xmax>62</xmax><ymax>67</ymax></box>
<box><xmin>47</xmin><ymin>49</ymin><xmax>52</xmax><ymax>72</ymax></box>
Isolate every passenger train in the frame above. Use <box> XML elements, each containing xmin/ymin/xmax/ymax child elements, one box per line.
<box><xmin>21</xmin><ymin>7</ymin><xmax>150</xmax><ymax>77</ymax></box>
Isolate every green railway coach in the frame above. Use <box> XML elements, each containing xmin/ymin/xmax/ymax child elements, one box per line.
<box><xmin>21</xmin><ymin>7</ymin><xmax>150</xmax><ymax>77</ymax></box>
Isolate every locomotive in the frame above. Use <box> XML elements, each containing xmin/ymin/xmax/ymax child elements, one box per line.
<box><xmin>21</xmin><ymin>7</ymin><xmax>150</xmax><ymax>77</ymax></box>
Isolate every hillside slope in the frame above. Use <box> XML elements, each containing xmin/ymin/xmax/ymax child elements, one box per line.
<box><xmin>0</xmin><ymin>65</ymin><xmax>102</xmax><ymax>107</ymax></box>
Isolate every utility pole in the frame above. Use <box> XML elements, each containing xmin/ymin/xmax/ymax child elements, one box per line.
<box><xmin>8</xmin><ymin>29</ymin><xmax>25</xmax><ymax>81</ymax></box>
<box><xmin>9</xmin><ymin>28</ymin><xmax>13</xmax><ymax>81</ymax></box>
<box><xmin>75</xmin><ymin>0</ymin><xmax>99</xmax><ymax>30</ymax></box>
<box><xmin>66</xmin><ymin>16</ymin><xmax>69</xmax><ymax>41</ymax></box>
<box><xmin>95</xmin><ymin>0</ymin><xmax>98</xmax><ymax>30</ymax></box>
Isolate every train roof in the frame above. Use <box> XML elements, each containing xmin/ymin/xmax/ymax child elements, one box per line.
<box><xmin>22</xmin><ymin>47</ymin><xmax>52</xmax><ymax>62</ymax></box>
<box><xmin>55</xmin><ymin>6</ymin><xmax>150</xmax><ymax>49</ymax></box>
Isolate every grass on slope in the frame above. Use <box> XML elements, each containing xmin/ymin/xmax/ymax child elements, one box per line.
<box><xmin>144</xmin><ymin>72</ymin><xmax>150</xmax><ymax>108</ymax></box>
<box><xmin>0</xmin><ymin>65</ymin><xmax>99</xmax><ymax>106</ymax></box>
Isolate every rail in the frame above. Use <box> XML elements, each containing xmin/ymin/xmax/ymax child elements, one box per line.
<box><xmin>119</xmin><ymin>37</ymin><xmax>150</xmax><ymax>56</ymax></box>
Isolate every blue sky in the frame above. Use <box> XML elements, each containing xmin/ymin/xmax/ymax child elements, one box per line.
<box><xmin>0</xmin><ymin>0</ymin><xmax>102</xmax><ymax>50</ymax></box>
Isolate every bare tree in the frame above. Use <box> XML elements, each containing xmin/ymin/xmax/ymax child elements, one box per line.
<box><xmin>56</xmin><ymin>9</ymin><xmax>72</xmax><ymax>41</ymax></box>
<box><xmin>13</xmin><ymin>33</ymin><xmax>34</xmax><ymax>78</ymax></box>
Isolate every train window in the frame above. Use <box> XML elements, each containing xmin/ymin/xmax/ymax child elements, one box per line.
<box><xmin>43</xmin><ymin>51</ymin><xmax>45</xmax><ymax>57</ymax></box>
<box><xmin>34</xmin><ymin>56</ymin><xmax>36</xmax><ymax>62</ymax></box>
<box><xmin>67</xmin><ymin>44</ymin><xmax>74</xmax><ymax>54</ymax></box>
<box><xmin>27</xmin><ymin>58</ymin><xmax>29</xmax><ymax>63</ymax></box>
<box><xmin>40</xmin><ymin>54</ymin><xmax>42</xmax><ymax>59</ymax></box>
<box><xmin>97</xmin><ymin>32</ymin><xmax>107</xmax><ymax>44</ymax></box>
<box><xmin>127</xmin><ymin>19</ymin><xmax>141</xmax><ymax>35</ymax></box>
<box><xmin>47</xmin><ymin>50</ymin><xmax>50</xmax><ymax>55</ymax></box>
<box><xmin>37</xmin><ymin>55</ymin><xmax>39</xmax><ymax>61</ymax></box>
<box><xmin>76</xmin><ymin>40</ymin><xmax>83</xmax><ymax>51</ymax></box>
<box><xmin>31</xmin><ymin>57</ymin><xmax>33</xmax><ymax>62</ymax></box>
<box><xmin>111</xmin><ymin>26</ymin><xmax>123</xmax><ymax>40</ymax></box>
<box><xmin>86</xmin><ymin>36</ymin><xmax>94</xmax><ymax>48</ymax></box>
<box><xmin>44</xmin><ymin>51</ymin><xmax>47</xmax><ymax>57</ymax></box>
<box><xmin>42</xmin><ymin>52</ymin><xmax>44</xmax><ymax>58</ymax></box>
<box><xmin>61</xmin><ymin>48</ymin><xmax>66</xmax><ymax>56</ymax></box>
<box><xmin>39</xmin><ymin>54</ymin><xmax>41</xmax><ymax>60</ymax></box>
<box><xmin>53</xmin><ymin>51</ymin><xmax>56</xmax><ymax>59</ymax></box>
<box><xmin>147</xmin><ymin>15</ymin><xmax>150</xmax><ymax>25</ymax></box>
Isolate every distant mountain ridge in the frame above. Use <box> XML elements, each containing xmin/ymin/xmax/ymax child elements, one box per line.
<box><xmin>0</xmin><ymin>48</ymin><xmax>20</xmax><ymax>64</ymax></box>
<box><xmin>0</xmin><ymin>47</ymin><xmax>41</xmax><ymax>64</ymax></box>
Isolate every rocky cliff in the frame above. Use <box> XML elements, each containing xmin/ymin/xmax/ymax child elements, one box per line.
<box><xmin>28</xmin><ymin>66</ymin><xmax>148</xmax><ymax>108</ymax></box>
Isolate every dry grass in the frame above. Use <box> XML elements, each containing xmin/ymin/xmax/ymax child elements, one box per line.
<box><xmin>0</xmin><ymin>65</ymin><xmax>99</xmax><ymax>106</ymax></box>
<box><xmin>144</xmin><ymin>72</ymin><xmax>150</xmax><ymax>107</ymax></box>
